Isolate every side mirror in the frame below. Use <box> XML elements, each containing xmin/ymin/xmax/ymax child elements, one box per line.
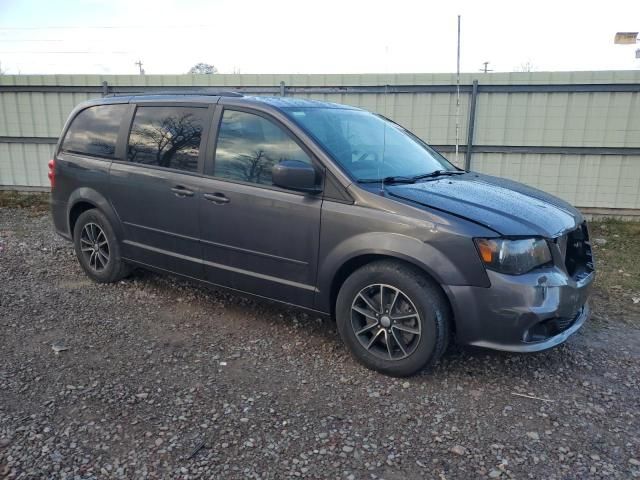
<box><xmin>272</xmin><ymin>160</ymin><xmax>321</xmax><ymax>193</ymax></box>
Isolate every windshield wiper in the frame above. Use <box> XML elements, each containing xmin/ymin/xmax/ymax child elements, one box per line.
<box><xmin>411</xmin><ymin>169</ymin><xmax>466</xmax><ymax>180</ymax></box>
<box><xmin>357</xmin><ymin>170</ymin><xmax>465</xmax><ymax>185</ymax></box>
<box><xmin>357</xmin><ymin>176</ymin><xmax>417</xmax><ymax>185</ymax></box>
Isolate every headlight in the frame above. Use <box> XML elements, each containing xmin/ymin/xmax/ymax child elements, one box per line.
<box><xmin>474</xmin><ymin>237</ymin><xmax>552</xmax><ymax>275</ymax></box>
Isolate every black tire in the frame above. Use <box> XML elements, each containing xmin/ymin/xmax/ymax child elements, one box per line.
<box><xmin>336</xmin><ymin>260</ymin><xmax>450</xmax><ymax>377</ymax></box>
<box><xmin>73</xmin><ymin>209</ymin><xmax>130</xmax><ymax>283</ymax></box>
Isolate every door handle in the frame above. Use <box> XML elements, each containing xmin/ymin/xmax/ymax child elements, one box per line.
<box><xmin>203</xmin><ymin>193</ymin><xmax>230</xmax><ymax>204</ymax></box>
<box><xmin>171</xmin><ymin>185</ymin><xmax>194</xmax><ymax>197</ymax></box>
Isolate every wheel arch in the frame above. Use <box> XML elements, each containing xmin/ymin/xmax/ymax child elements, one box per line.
<box><xmin>324</xmin><ymin>253</ymin><xmax>455</xmax><ymax>337</ymax></box>
<box><xmin>67</xmin><ymin>187</ymin><xmax>123</xmax><ymax>240</ymax></box>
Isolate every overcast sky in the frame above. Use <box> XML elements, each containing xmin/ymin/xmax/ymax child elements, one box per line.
<box><xmin>0</xmin><ymin>0</ymin><xmax>638</xmax><ymax>75</ymax></box>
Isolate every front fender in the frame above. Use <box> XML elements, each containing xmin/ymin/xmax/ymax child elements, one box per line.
<box><xmin>316</xmin><ymin>231</ymin><xmax>489</xmax><ymax>313</ymax></box>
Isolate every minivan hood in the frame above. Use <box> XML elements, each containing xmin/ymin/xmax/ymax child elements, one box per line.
<box><xmin>386</xmin><ymin>172</ymin><xmax>582</xmax><ymax>237</ymax></box>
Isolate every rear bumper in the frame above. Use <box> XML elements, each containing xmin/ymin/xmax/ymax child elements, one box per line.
<box><xmin>445</xmin><ymin>267</ymin><xmax>594</xmax><ymax>353</ymax></box>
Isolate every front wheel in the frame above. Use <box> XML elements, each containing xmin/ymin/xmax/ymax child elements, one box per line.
<box><xmin>73</xmin><ymin>209</ymin><xmax>130</xmax><ymax>283</ymax></box>
<box><xmin>336</xmin><ymin>260</ymin><xmax>450</xmax><ymax>377</ymax></box>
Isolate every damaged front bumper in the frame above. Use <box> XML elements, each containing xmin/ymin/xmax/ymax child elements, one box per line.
<box><xmin>446</xmin><ymin>267</ymin><xmax>593</xmax><ymax>352</ymax></box>
<box><xmin>446</xmin><ymin>221</ymin><xmax>595</xmax><ymax>353</ymax></box>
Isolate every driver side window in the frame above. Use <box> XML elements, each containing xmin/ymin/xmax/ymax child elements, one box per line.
<box><xmin>213</xmin><ymin>110</ymin><xmax>311</xmax><ymax>186</ymax></box>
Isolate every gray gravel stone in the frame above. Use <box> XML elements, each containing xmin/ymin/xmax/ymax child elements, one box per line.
<box><xmin>450</xmin><ymin>445</ymin><xmax>466</xmax><ymax>456</ymax></box>
<box><xmin>0</xmin><ymin>208</ymin><xmax>639</xmax><ymax>479</ymax></box>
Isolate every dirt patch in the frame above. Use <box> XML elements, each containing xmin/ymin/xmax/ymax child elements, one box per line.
<box><xmin>589</xmin><ymin>219</ymin><xmax>640</xmax><ymax>323</ymax></box>
<box><xmin>0</xmin><ymin>191</ymin><xmax>50</xmax><ymax>213</ymax></box>
<box><xmin>0</xmin><ymin>208</ymin><xmax>639</xmax><ymax>479</ymax></box>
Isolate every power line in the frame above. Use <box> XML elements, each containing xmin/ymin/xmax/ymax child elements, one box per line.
<box><xmin>0</xmin><ymin>51</ymin><xmax>130</xmax><ymax>54</ymax></box>
<box><xmin>0</xmin><ymin>24</ymin><xmax>214</xmax><ymax>30</ymax></box>
<box><xmin>0</xmin><ymin>39</ymin><xmax>63</xmax><ymax>42</ymax></box>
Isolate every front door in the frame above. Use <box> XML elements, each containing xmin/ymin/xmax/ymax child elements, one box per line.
<box><xmin>109</xmin><ymin>104</ymin><xmax>212</xmax><ymax>278</ymax></box>
<box><xmin>198</xmin><ymin>108</ymin><xmax>323</xmax><ymax>308</ymax></box>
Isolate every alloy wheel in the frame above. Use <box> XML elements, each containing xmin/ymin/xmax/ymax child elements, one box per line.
<box><xmin>79</xmin><ymin>222</ymin><xmax>110</xmax><ymax>272</ymax></box>
<box><xmin>350</xmin><ymin>284</ymin><xmax>422</xmax><ymax>361</ymax></box>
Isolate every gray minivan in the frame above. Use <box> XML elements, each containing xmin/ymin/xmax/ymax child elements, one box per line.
<box><xmin>50</xmin><ymin>92</ymin><xmax>594</xmax><ymax>376</ymax></box>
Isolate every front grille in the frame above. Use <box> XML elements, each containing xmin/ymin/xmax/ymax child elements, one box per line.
<box><xmin>555</xmin><ymin>222</ymin><xmax>594</xmax><ymax>279</ymax></box>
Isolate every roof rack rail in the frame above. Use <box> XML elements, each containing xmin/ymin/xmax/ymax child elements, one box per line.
<box><xmin>106</xmin><ymin>89</ymin><xmax>243</xmax><ymax>98</ymax></box>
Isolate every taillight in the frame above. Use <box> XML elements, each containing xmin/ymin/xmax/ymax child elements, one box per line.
<box><xmin>48</xmin><ymin>159</ymin><xmax>55</xmax><ymax>189</ymax></box>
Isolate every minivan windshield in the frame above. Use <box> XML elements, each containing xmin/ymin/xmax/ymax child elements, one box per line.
<box><xmin>284</xmin><ymin>107</ymin><xmax>457</xmax><ymax>182</ymax></box>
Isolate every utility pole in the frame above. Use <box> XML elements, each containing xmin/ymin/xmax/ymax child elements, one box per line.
<box><xmin>480</xmin><ymin>61</ymin><xmax>493</xmax><ymax>73</ymax></box>
<box><xmin>455</xmin><ymin>15</ymin><xmax>461</xmax><ymax>165</ymax></box>
<box><xmin>135</xmin><ymin>59</ymin><xmax>145</xmax><ymax>75</ymax></box>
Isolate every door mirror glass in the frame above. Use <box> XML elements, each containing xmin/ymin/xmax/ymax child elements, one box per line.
<box><xmin>272</xmin><ymin>160</ymin><xmax>320</xmax><ymax>193</ymax></box>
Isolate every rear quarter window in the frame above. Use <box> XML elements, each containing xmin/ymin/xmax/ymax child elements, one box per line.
<box><xmin>61</xmin><ymin>104</ymin><xmax>128</xmax><ymax>158</ymax></box>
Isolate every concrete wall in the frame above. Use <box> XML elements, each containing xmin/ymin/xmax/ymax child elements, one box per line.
<box><xmin>1</xmin><ymin>71</ymin><xmax>639</xmax><ymax>211</ymax></box>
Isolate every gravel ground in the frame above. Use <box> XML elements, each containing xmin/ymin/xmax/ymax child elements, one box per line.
<box><xmin>1</xmin><ymin>208</ymin><xmax>639</xmax><ymax>480</ymax></box>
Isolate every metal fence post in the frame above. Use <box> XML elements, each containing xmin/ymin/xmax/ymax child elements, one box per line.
<box><xmin>464</xmin><ymin>79</ymin><xmax>479</xmax><ymax>171</ymax></box>
<box><xmin>279</xmin><ymin>81</ymin><xmax>286</xmax><ymax>97</ymax></box>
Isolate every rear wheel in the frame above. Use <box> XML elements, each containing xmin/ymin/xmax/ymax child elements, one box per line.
<box><xmin>73</xmin><ymin>209</ymin><xmax>130</xmax><ymax>283</ymax></box>
<box><xmin>336</xmin><ymin>260</ymin><xmax>450</xmax><ymax>377</ymax></box>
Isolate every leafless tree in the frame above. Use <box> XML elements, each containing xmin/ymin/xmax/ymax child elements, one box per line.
<box><xmin>188</xmin><ymin>63</ymin><xmax>218</xmax><ymax>74</ymax></box>
<box><xmin>216</xmin><ymin>147</ymin><xmax>287</xmax><ymax>184</ymax></box>
<box><xmin>128</xmin><ymin>113</ymin><xmax>202</xmax><ymax>168</ymax></box>
<box><xmin>239</xmin><ymin>150</ymin><xmax>270</xmax><ymax>183</ymax></box>
<box><xmin>515</xmin><ymin>61</ymin><xmax>536</xmax><ymax>72</ymax></box>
